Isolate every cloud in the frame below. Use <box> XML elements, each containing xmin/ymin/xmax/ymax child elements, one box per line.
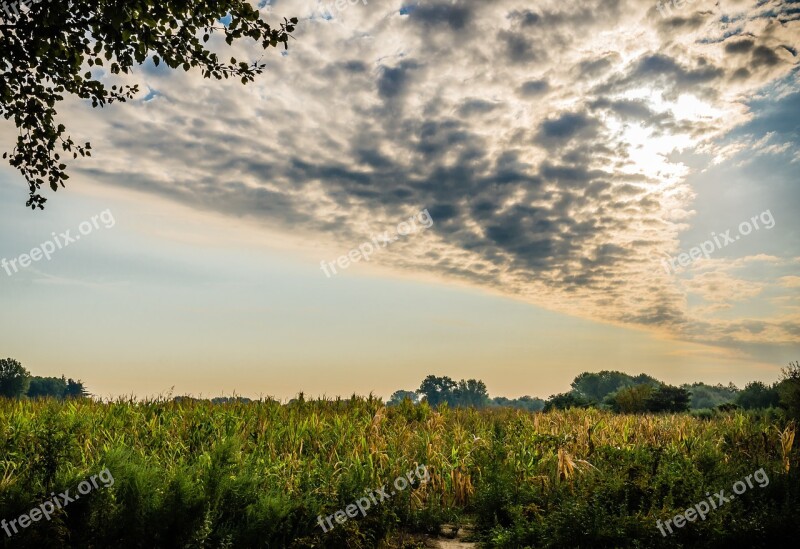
<box><xmin>21</xmin><ymin>0</ymin><xmax>798</xmax><ymax>354</ymax></box>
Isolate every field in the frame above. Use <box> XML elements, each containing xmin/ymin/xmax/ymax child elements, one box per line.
<box><xmin>1</xmin><ymin>397</ymin><xmax>798</xmax><ymax>548</ymax></box>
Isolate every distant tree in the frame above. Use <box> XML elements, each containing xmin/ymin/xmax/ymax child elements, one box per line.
<box><xmin>515</xmin><ymin>396</ymin><xmax>546</xmax><ymax>412</ymax></box>
<box><xmin>544</xmin><ymin>392</ymin><xmax>592</xmax><ymax>412</ymax></box>
<box><xmin>645</xmin><ymin>385</ymin><xmax>690</xmax><ymax>413</ymax></box>
<box><xmin>0</xmin><ymin>358</ymin><xmax>30</xmax><ymax>398</ymax></box>
<box><xmin>210</xmin><ymin>396</ymin><xmax>251</xmax><ymax>404</ymax></box>
<box><xmin>27</xmin><ymin>376</ymin><xmax>68</xmax><ymax>398</ymax></box>
<box><xmin>0</xmin><ymin>0</ymin><xmax>297</xmax><ymax>209</ymax></box>
<box><xmin>570</xmin><ymin>371</ymin><xmax>658</xmax><ymax>402</ymax></box>
<box><xmin>631</xmin><ymin>373</ymin><xmax>661</xmax><ymax>386</ymax></box>
<box><xmin>27</xmin><ymin>375</ymin><xmax>88</xmax><ymax>399</ymax></box>
<box><xmin>489</xmin><ymin>395</ymin><xmax>545</xmax><ymax>412</ymax></box>
<box><xmin>685</xmin><ymin>382</ymin><xmax>738</xmax><ymax>410</ymax></box>
<box><xmin>453</xmin><ymin>379</ymin><xmax>489</xmax><ymax>408</ymax></box>
<box><xmin>607</xmin><ymin>384</ymin><xmax>654</xmax><ymax>414</ymax></box>
<box><xmin>736</xmin><ymin>381</ymin><xmax>780</xmax><ymax>410</ymax></box>
<box><xmin>65</xmin><ymin>378</ymin><xmax>89</xmax><ymax>398</ymax></box>
<box><xmin>777</xmin><ymin>361</ymin><xmax>800</xmax><ymax>419</ymax></box>
<box><xmin>417</xmin><ymin>375</ymin><xmax>457</xmax><ymax>408</ymax></box>
<box><xmin>388</xmin><ymin>390</ymin><xmax>419</xmax><ymax>406</ymax></box>
<box><xmin>716</xmin><ymin>402</ymin><xmax>740</xmax><ymax>412</ymax></box>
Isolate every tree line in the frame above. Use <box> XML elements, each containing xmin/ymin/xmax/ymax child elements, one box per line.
<box><xmin>391</xmin><ymin>362</ymin><xmax>800</xmax><ymax>418</ymax></box>
<box><xmin>389</xmin><ymin>376</ymin><xmax>546</xmax><ymax>412</ymax></box>
<box><xmin>0</xmin><ymin>358</ymin><xmax>88</xmax><ymax>399</ymax></box>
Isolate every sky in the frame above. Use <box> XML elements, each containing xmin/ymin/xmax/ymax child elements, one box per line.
<box><xmin>0</xmin><ymin>0</ymin><xmax>798</xmax><ymax>401</ymax></box>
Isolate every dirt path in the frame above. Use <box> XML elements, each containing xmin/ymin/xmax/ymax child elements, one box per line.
<box><xmin>431</xmin><ymin>539</ymin><xmax>477</xmax><ymax>549</ymax></box>
<box><xmin>428</xmin><ymin>525</ymin><xmax>478</xmax><ymax>548</ymax></box>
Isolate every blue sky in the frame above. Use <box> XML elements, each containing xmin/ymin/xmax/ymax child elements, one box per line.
<box><xmin>0</xmin><ymin>0</ymin><xmax>798</xmax><ymax>399</ymax></box>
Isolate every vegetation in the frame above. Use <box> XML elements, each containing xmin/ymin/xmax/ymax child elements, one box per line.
<box><xmin>0</xmin><ymin>397</ymin><xmax>798</xmax><ymax>547</ymax></box>
<box><xmin>778</xmin><ymin>361</ymin><xmax>800</xmax><ymax>420</ymax></box>
<box><xmin>2</xmin><ymin>361</ymin><xmax>798</xmax><ymax>545</ymax></box>
<box><xmin>0</xmin><ymin>1</ymin><xmax>297</xmax><ymax>209</ymax></box>
<box><xmin>403</xmin><ymin>376</ymin><xmax>544</xmax><ymax>412</ymax></box>
<box><xmin>27</xmin><ymin>376</ymin><xmax>89</xmax><ymax>400</ymax></box>
<box><xmin>0</xmin><ymin>359</ymin><xmax>87</xmax><ymax>400</ymax></box>
<box><xmin>0</xmin><ymin>358</ymin><xmax>29</xmax><ymax>398</ymax></box>
<box><xmin>736</xmin><ymin>381</ymin><xmax>780</xmax><ymax>410</ymax></box>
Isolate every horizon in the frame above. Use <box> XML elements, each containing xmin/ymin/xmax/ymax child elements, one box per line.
<box><xmin>13</xmin><ymin>363</ymin><xmax>787</xmax><ymax>403</ymax></box>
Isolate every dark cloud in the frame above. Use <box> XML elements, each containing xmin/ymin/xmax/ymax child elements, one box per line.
<box><xmin>576</xmin><ymin>55</ymin><xmax>619</xmax><ymax>79</ymax></box>
<box><xmin>457</xmin><ymin>99</ymin><xmax>500</xmax><ymax>117</ymax></box>
<box><xmin>751</xmin><ymin>45</ymin><xmax>782</xmax><ymax>68</ymax></box>
<box><xmin>725</xmin><ymin>39</ymin><xmax>755</xmax><ymax>54</ymax></box>
<box><xmin>407</xmin><ymin>2</ymin><xmax>472</xmax><ymax>30</ymax></box>
<box><xmin>507</xmin><ymin>9</ymin><xmax>541</xmax><ymax>27</ymax></box>
<box><xmin>535</xmin><ymin>112</ymin><xmax>599</xmax><ymax>145</ymax></box>
<box><xmin>589</xmin><ymin>98</ymin><xmax>657</xmax><ymax>121</ymax></box>
<box><xmin>377</xmin><ymin>61</ymin><xmax>420</xmax><ymax>100</ymax></box>
<box><xmin>498</xmin><ymin>30</ymin><xmax>537</xmax><ymax>64</ymax></box>
<box><xmin>519</xmin><ymin>79</ymin><xmax>549</xmax><ymax>97</ymax></box>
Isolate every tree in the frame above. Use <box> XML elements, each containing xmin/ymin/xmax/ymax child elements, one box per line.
<box><xmin>417</xmin><ymin>375</ymin><xmax>457</xmax><ymax>408</ymax></box>
<box><xmin>388</xmin><ymin>390</ymin><xmax>419</xmax><ymax>406</ymax></box>
<box><xmin>735</xmin><ymin>381</ymin><xmax>780</xmax><ymax>410</ymax></box>
<box><xmin>606</xmin><ymin>384</ymin><xmax>654</xmax><ymax>414</ymax></box>
<box><xmin>0</xmin><ymin>358</ymin><xmax>30</xmax><ymax>398</ymax></box>
<box><xmin>25</xmin><ymin>375</ymin><xmax>88</xmax><ymax>399</ymax></box>
<box><xmin>777</xmin><ymin>361</ymin><xmax>800</xmax><ymax>419</ymax></box>
<box><xmin>543</xmin><ymin>392</ymin><xmax>592</xmax><ymax>412</ymax></box>
<box><xmin>516</xmin><ymin>396</ymin><xmax>546</xmax><ymax>412</ymax></box>
<box><xmin>685</xmin><ymin>382</ymin><xmax>738</xmax><ymax>410</ymax></box>
<box><xmin>490</xmin><ymin>395</ymin><xmax>545</xmax><ymax>412</ymax></box>
<box><xmin>645</xmin><ymin>385</ymin><xmax>690</xmax><ymax>413</ymax></box>
<box><xmin>452</xmin><ymin>379</ymin><xmax>489</xmax><ymax>408</ymax></box>
<box><xmin>0</xmin><ymin>1</ymin><xmax>297</xmax><ymax>209</ymax></box>
<box><xmin>65</xmin><ymin>378</ymin><xmax>89</xmax><ymax>398</ymax></box>
<box><xmin>27</xmin><ymin>376</ymin><xmax>68</xmax><ymax>398</ymax></box>
<box><xmin>631</xmin><ymin>373</ymin><xmax>661</xmax><ymax>386</ymax></box>
<box><xmin>570</xmin><ymin>371</ymin><xmax>659</xmax><ymax>402</ymax></box>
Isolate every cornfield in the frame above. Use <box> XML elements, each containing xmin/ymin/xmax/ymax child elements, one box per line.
<box><xmin>0</xmin><ymin>397</ymin><xmax>798</xmax><ymax>548</ymax></box>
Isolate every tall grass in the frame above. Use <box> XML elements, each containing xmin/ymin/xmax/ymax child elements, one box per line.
<box><xmin>0</xmin><ymin>397</ymin><xmax>797</xmax><ymax>548</ymax></box>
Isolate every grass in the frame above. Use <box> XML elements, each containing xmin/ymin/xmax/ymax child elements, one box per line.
<box><xmin>0</xmin><ymin>396</ymin><xmax>798</xmax><ymax>548</ymax></box>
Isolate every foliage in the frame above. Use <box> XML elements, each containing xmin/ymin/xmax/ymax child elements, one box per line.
<box><xmin>417</xmin><ymin>375</ymin><xmax>457</xmax><ymax>408</ymax></box>
<box><xmin>0</xmin><ymin>0</ymin><xmax>297</xmax><ymax>209</ymax></box>
<box><xmin>543</xmin><ymin>391</ymin><xmax>593</xmax><ymax>411</ymax></box>
<box><xmin>416</xmin><ymin>375</ymin><xmax>489</xmax><ymax>408</ymax></box>
<box><xmin>606</xmin><ymin>383</ymin><xmax>654</xmax><ymax>413</ymax></box>
<box><xmin>684</xmin><ymin>382</ymin><xmax>739</xmax><ymax>410</ymax></box>
<box><xmin>736</xmin><ymin>381</ymin><xmax>780</xmax><ymax>410</ymax></box>
<box><xmin>490</xmin><ymin>395</ymin><xmax>545</xmax><ymax>412</ymax></box>
<box><xmin>778</xmin><ymin>361</ymin><xmax>800</xmax><ymax>420</ymax></box>
<box><xmin>571</xmin><ymin>370</ymin><xmax>660</xmax><ymax>402</ymax></box>
<box><xmin>453</xmin><ymin>379</ymin><xmax>489</xmax><ymax>408</ymax></box>
<box><xmin>27</xmin><ymin>376</ymin><xmax>88</xmax><ymax>399</ymax></box>
<box><xmin>1</xmin><ymin>399</ymin><xmax>797</xmax><ymax>547</ymax></box>
<box><xmin>645</xmin><ymin>385</ymin><xmax>691</xmax><ymax>413</ymax></box>
<box><xmin>0</xmin><ymin>357</ymin><xmax>30</xmax><ymax>398</ymax></box>
<box><xmin>388</xmin><ymin>390</ymin><xmax>419</xmax><ymax>406</ymax></box>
